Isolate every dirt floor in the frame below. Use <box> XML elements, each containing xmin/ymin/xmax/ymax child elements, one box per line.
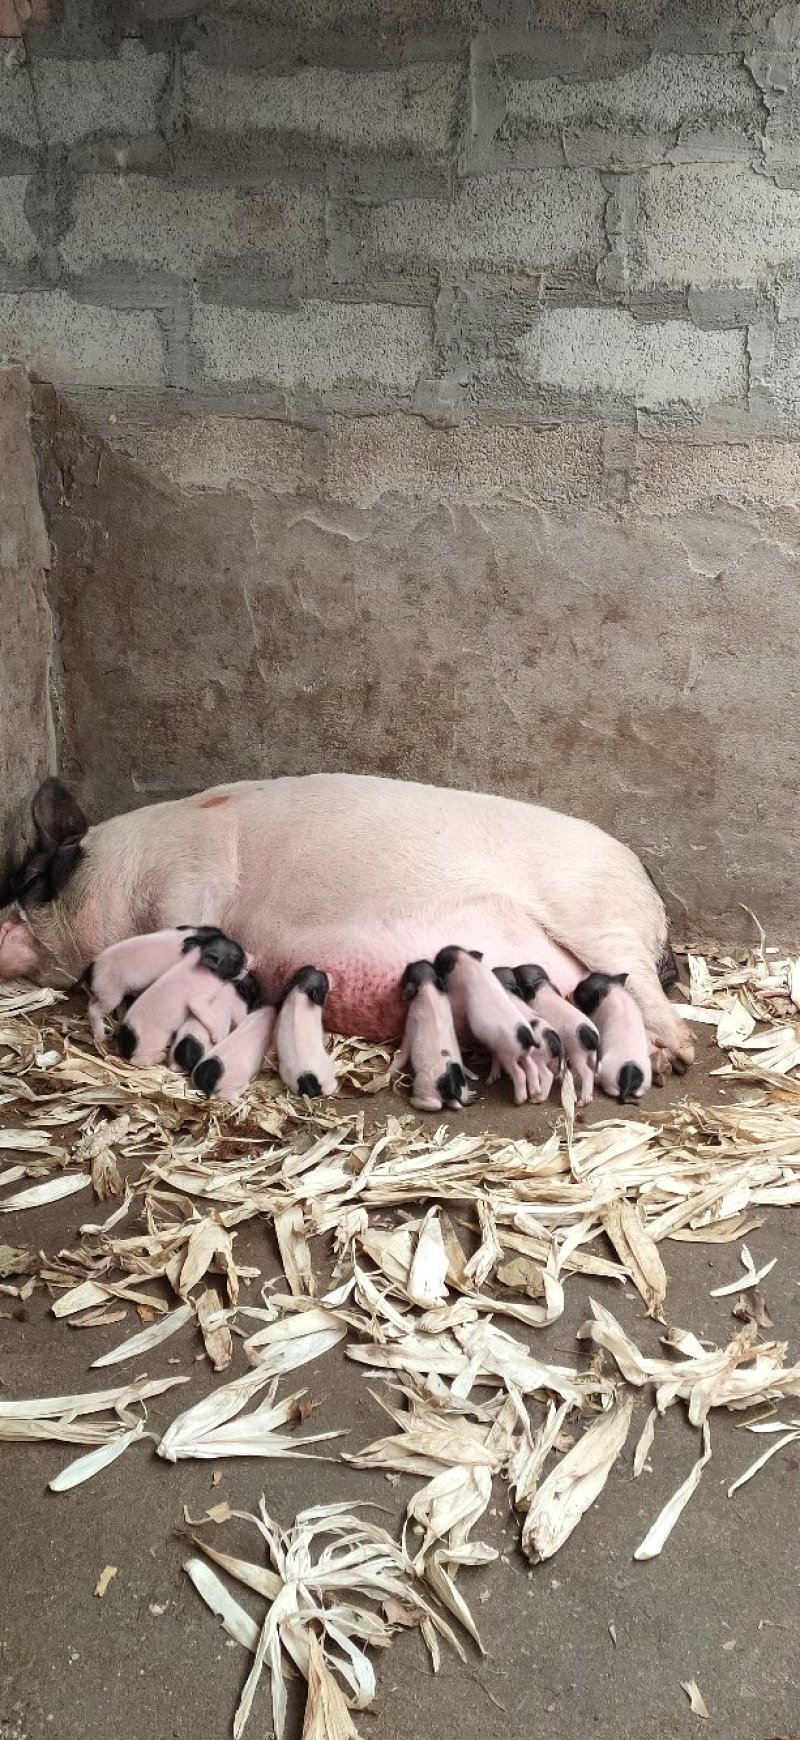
<box><xmin>2</xmin><ymin>1024</ymin><xmax>799</xmax><ymax>1740</ymax></box>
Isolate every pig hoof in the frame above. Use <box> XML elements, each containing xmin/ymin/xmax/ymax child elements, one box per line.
<box><xmin>297</xmin><ymin>1071</ymin><xmax>322</xmax><ymax>1097</ymax></box>
<box><xmin>670</xmin><ymin>1020</ymin><xmax>695</xmax><ymax>1072</ymax></box>
<box><xmin>649</xmin><ymin>1047</ymin><xmax>672</xmax><ymax>1087</ymax></box>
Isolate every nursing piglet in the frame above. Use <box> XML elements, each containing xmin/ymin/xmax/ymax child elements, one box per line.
<box><xmin>193</xmin><ymin>1006</ymin><xmax>276</xmax><ymax>1100</ymax></box>
<box><xmin>84</xmin><ymin>926</ymin><xmax>243</xmax><ymax>1043</ymax></box>
<box><xmin>492</xmin><ymin>967</ymin><xmax>562</xmax><ymax>1101</ymax></box>
<box><xmin>117</xmin><ymin>949</ymin><xmax>256</xmax><ymax>1067</ymax></box>
<box><xmin>169</xmin><ymin>972</ymin><xmax>261</xmax><ymax>1074</ymax></box>
<box><xmin>275</xmin><ymin>966</ymin><xmax>338</xmax><ymax>1098</ymax></box>
<box><xmin>512</xmin><ymin>963</ymin><xmax>600</xmax><ymax>1107</ymax></box>
<box><xmin>572</xmin><ymin>971</ymin><xmax>651</xmax><ymax>1103</ymax></box>
<box><xmin>435</xmin><ymin>946</ymin><xmax>551</xmax><ymax>1105</ymax></box>
<box><xmin>391</xmin><ymin>960</ymin><xmax>474</xmax><ymax>1112</ymax></box>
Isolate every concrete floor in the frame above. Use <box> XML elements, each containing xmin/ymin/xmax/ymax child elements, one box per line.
<box><xmin>2</xmin><ymin>1027</ymin><xmax>799</xmax><ymax>1740</ymax></box>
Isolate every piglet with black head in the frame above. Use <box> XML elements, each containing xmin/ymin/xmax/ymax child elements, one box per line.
<box><xmin>435</xmin><ymin>945</ymin><xmax>548</xmax><ymax>1106</ymax></box>
<box><xmin>274</xmin><ymin>966</ymin><xmax>337</xmax><ymax>1098</ymax></box>
<box><xmin>193</xmin><ymin>1004</ymin><xmax>276</xmax><ymax>1100</ymax></box>
<box><xmin>82</xmin><ymin>925</ymin><xmax>238</xmax><ymax>1043</ymax></box>
<box><xmin>572</xmin><ymin>970</ymin><xmax>651</xmax><ymax>1103</ymax></box>
<box><xmin>492</xmin><ymin>967</ymin><xmax>562</xmax><ymax>1100</ymax></box>
<box><xmin>390</xmin><ymin>959</ymin><xmax>474</xmax><ymax>1112</ymax></box>
<box><xmin>512</xmin><ymin>963</ymin><xmax>599</xmax><ymax>1107</ymax></box>
<box><xmin>116</xmin><ymin>941</ymin><xmax>254</xmax><ymax>1068</ymax></box>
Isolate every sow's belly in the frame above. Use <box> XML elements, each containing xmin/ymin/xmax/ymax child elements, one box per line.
<box><xmin>252</xmin><ymin>912</ymin><xmax>583</xmax><ymax>1043</ymax></box>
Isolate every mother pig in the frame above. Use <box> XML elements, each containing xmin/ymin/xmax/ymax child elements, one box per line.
<box><xmin>0</xmin><ymin>775</ymin><xmax>693</xmax><ymax>1069</ymax></box>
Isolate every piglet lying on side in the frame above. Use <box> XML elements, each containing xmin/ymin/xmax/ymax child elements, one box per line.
<box><xmin>391</xmin><ymin>960</ymin><xmax>475</xmax><ymax>1112</ymax></box>
<box><xmin>275</xmin><ymin>966</ymin><xmax>338</xmax><ymax>1098</ymax></box>
<box><xmin>511</xmin><ymin>963</ymin><xmax>600</xmax><ymax>1107</ymax></box>
<box><xmin>435</xmin><ymin>946</ymin><xmax>556</xmax><ymax>1105</ymax></box>
<box><xmin>572</xmin><ymin>971</ymin><xmax>651</xmax><ymax>1103</ymax></box>
<box><xmin>193</xmin><ymin>1005</ymin><xmax>276</xmax><ymax>1100</ymax></box>
<box><xmin>117</xmin><ymin>951</ymin><xmax>257</xmax><ymax>1068</ymax></box>
<box><xmin>83</xmin><ymin>926</ymin><xmax>244</xmax><ymax>1043</ymax></box>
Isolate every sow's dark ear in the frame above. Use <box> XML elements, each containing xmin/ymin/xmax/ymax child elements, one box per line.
<box><xmin>32</xmin><ymin>779</ymin><xmax>88</xmax><ymax>850</ymax></box>
<box><xmin>14</xmin><ymin>779</ymin><xmax>89</xmax><ymax>907</ymax></box>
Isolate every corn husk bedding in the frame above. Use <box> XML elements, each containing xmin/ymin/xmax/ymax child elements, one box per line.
<box><xmin>2</xmin><ymin>943</ymin><xmax>800</xmax><ymax>1736</ymax></box>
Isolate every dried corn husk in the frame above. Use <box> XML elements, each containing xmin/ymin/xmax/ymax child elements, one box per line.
<box><xmin>634</xmin><ymin>1422</ymin><xmax>711</xmax><ymax>1559</ymax></box>
<box><xmin>522</xmin><ymin>1396</ymin><xmax>634</xmax><ymax>1562</ymax></box>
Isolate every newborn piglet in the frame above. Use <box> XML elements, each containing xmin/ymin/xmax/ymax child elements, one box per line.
<box><xmin>435</xmin><ymin>946</ymin><xmax>548</xmax><ymax>1106</ymax></box>
<box><xmin>492</xmin><ymin>968</ymin><xmax>562</xmax><ymax>1101</ymax></box>
<box><xmin>391</xmin><ymin>960</ymin><xmax>475</xmax><ymax>1112</ymax></box>
<box><xmin>82</xmin><ymin>925</ymin><xmax>244</xmax><ymax>1043</ymax></box>
<box><xmin>275</xmin><ymin>966</ymin><xmax>337</xmax><ymax>1098</ymax></box>
<box><xmin>572</xmin><ymin>971</ymin><xmax>651</xmax><ymax>1103</ymax></box>
<box><xmin>117</xmin><ymin>945</ymin><xmax>256</xmax><ymax>1068</ymax></box>
<box><xmin>193</xmin><ymin>1005</ymin><xmax>276</xmax><ymax>1100</ymax></box>
<box><xmin>169</xmin><ymin>971</ymin><xmax>261</xmax><ymax>1076</ymax></box>
<box><xmin>512</xmin><ymin>963</ymin><xmax>599</xmax><ymax>1107</ymax></box>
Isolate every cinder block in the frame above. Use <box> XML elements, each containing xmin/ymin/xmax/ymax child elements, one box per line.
<box><xmin>357</xmin><ymin>169</ymin><xmax>607</xmax><ymax>278</ymax></box>
<box><xmin>320</xmin><ymin>413</ymin><xmax>604</xmax><ymax>508</ymax></box>
<box><xmin>30</xmin><ymin>42</ymin><xmax>168</xmax><ymax>145</ymax></box>
<box><xmin>109</xmin><ymin>413</ymin><xmax>319</xmax><ymax>493</ymax></box>
<box><xmin>0</xmin><ymin>53</ymin><xmax>39</xmax><ymax>151</ymax></box>
<box><xmin>520</xmin><ymin>308</ymin><xmax>746</xmax><ymax>409</ymax></box>
<box><xmin>62</xmin><ymin>175</ymin><xmax>324</xmax><ymax>286</ymax></box>
<box><xmin>0</xmin><ymin>289</ymin><xmax>166</xmax><ymax>386</ymax></box>
<box><xmin>193</xmin><ymin>298</ymin><xmax>433</xmax><ymax>392</ymax></box>
<box><xmin>633</xmin><ymin>435</ymin><xmax>800</xmax><ymax>511</ymax></box>
<box><xmin>0</xmin><ymin>175</ymin><xmax>38</xmax><ymax>265</ymax></box>
<box><xmin>185</xmin><ymin>59</ymin><xmax>461</xmax><ymax>160</ymax></box>
<box><xmin>470</xmin><ymin>50</ymin><xmax>759</xmax><ymax>170</ymax></box>
<box><xmin>633</xmin><ymin>165</ymin><xmax>800</xmax><ymax>288</ymax></box>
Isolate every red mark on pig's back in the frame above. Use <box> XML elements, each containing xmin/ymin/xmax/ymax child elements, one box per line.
<box><xmin>198</xmin><ymin>794</ymin><xmax>231</xmax><ymax>809</ymax></box>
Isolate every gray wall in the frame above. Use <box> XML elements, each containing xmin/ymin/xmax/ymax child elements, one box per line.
<box><xmin>2</xmin><ymin>2</ymin><xmax>800</xmax><ymax>939</ymax></box>
<box><xmin>0</xmin><ymin>366</ymin><xmax>55</xmax><ymax>879</ymax></box>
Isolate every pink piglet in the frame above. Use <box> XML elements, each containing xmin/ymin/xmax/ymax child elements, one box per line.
<box><xmin>192</xmin><ymin>1005</ymin><xmax>276</xmax><ymax>1100</ymax></box>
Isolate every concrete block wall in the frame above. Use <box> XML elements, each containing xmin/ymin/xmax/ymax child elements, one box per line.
<box><xmin>0</xmin><ymin>365</ymin><xmax>56</xmax><ymax>880</ymax></box>
<box><xmin>4</xmin><ymin>1</ymin><xmax>800</xmax><ymax>422</ymax></box>
<box><xmin>3</xmin><ymin>0</ymin><xmax>800</xmax><ymax>939</ymax></box>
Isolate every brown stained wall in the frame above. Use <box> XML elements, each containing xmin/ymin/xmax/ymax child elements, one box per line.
<box><xmin>32</xmin><ymin>388</ymin><xmax>800</xmax><ymax>944</ymax></box>
<box><xmin>0</xmin><ymin>367</ymin><xmax>55</xmax><ymax>877</ymax></box>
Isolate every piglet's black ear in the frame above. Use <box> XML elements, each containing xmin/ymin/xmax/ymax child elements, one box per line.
<box><xmin>32</xmin><ymin>779</ymin><xmax>87</xmax><ymax>850</ymax></box>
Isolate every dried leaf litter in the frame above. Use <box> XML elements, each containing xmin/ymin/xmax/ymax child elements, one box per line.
<box><xmin>2</xmin><ymin>945</ymin><xmax>800</xmax><ymax>1735</ymax></box>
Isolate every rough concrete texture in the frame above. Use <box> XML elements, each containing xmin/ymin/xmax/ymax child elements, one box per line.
<box><xmin>0</xmin><ymin>365</ymin><xmax>54</xmax><ymax>880</ymax></box>
<box><xmin>1</xmin><ymin>0</ymin><xmax>800</xmax><ymax>940</ymax></box>
<box><xmin>519</xmin><ymin>309</ymin><xmax>747</xmax><ymax>410</ymax></box>
<box><xmin>29</xmin><ymin>41</ymin><xmax>169</xmax><ymax>145</ymax></box>
<box><xmin>185</xmin><ymin>58</ymin><xmax>463</xmax><ymax>158</ymax></box>
<box><xmin>0</xmin><ymin>172</ymin><xmax>38</xmax><ymax>265</ymax></box>
<box><xmin>0</xmin><ymin>290</ymin><xmax>167</xmax><ymax>386</ymax></box>
<box><xmin>2</xmin><ymin>1030</ymin><xmax>800</xmax><ymax>1740</ymax></box>
<box><xmin>62</xmin><ymin>176</ymin><xmax>325</xmax><ymax>288</ymax></box>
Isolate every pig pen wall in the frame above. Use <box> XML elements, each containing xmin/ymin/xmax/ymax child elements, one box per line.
<box><xmin>2</xmin><ymin>1</ymin><xmax>800</xmax><ymax>941</ymax></box>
